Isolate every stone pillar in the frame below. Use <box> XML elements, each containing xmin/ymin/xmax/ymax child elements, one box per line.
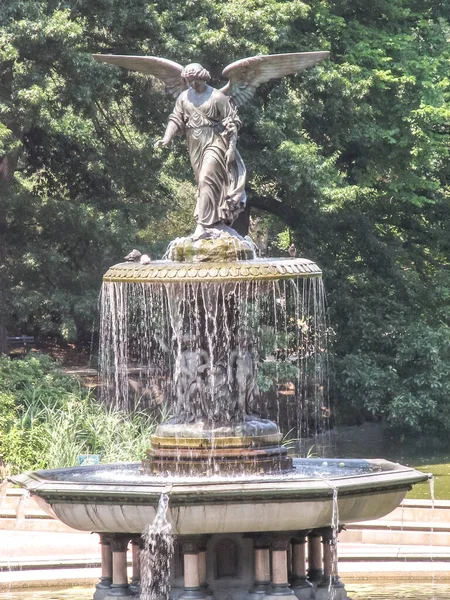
<box><xmin>198</xmin><ymin>536</ymin><xmax>213</xmax><ymax>598</ymax></box>
<box><xmin>179</xmin><ymin>536</ymin><xmax>208</xmax><ymax>600</ymax></box>
<box><xmin>129</xmin><ymin>536</ymin><xmax>141</xmax><ymax>595</ymax></box>
<box><xmin>93</xmin><ymin>534</ymin><xmax>112</xmax><ymax>600</ymax></box>
<box><xmin>307</xmin><ymin>532</ymin><xmax>323</xmax><ymax>585</ymax></box>
<box><xmin>264</xmin><ymin>535</ymin><xmax>295</xmax><ymax>600</ymax></box>
<box><xmin>290</xmin><ymin>533</ymin><xmax>314</xmax><ymax>600</ymax></box>
<box><xmin>315</xmin><ymin>528</ymin><xmax>348</xmax><ymax>600</ymax></box>
<box><xmin>104</xmin><ymin>534</ymin><xmax>132</xmax><ymax>598</ymax></box>
<box><xmin>248</xmin><ymin>535</ymin><xmax>271</xmax><ymax>600</ymax></box>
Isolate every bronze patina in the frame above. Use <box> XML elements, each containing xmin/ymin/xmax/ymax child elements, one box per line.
<box><xmin>93</xmin><ymin>51</ymin><xmax>329</xmax><ymax>240</ymax></box>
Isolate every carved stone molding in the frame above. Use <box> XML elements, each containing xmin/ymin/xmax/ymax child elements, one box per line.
<box><xmin>103</xmin><ymin>257</ymin><xmax>322</xmax><ymax>284</ymax></box>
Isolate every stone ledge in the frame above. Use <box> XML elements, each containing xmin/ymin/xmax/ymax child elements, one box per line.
<box><xmin>103</xmin><ymin>257</ymin><xmax>322</xmax><ymax>284</ymax></box>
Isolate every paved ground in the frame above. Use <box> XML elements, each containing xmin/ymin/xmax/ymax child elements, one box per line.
<box><xmin>0</xmin><ymin>530</ymin><xmax>101</xmax><ymax>589</ymax></box>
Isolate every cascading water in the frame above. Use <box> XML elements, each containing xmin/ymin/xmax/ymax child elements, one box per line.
<box><xmin>99</xmin><ymin>274</ymin><xmax>329</xmax><ymax>441</ymax></box>
<box><xmin>0</xmin><ymin>480</ymin><xmax>9</xmax><ymax>506</ymax></box>
<box><xmin>14</xmin><ymin>490</ymin><xmax>29</xmax><ymax>531</ymax></box>
<box><xmin>140</xmin><ymin>493</ymin><xmax>174</xmax><ymax>600</ymax></box>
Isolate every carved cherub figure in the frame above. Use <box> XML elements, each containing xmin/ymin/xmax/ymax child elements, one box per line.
<box><xmin>93</xmin><ymin>51</ymin><xmax>328</xmax><ymax>238</ymax></box>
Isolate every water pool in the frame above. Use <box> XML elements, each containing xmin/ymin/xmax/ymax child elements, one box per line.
<box><xmin>1</xmin><ymin>583</ymin><xmax>450</xmax><ymax>599</ymax></box>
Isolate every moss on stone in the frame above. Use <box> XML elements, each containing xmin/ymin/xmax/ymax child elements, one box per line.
<box><xmin>168</xmin><ymin>234</ymin><xmax>254</xmax><ymax>263</ymax></box>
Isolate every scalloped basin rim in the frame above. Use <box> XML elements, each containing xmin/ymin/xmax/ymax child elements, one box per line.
<box><xmin>102</xmin><ymin>257</ymin><xmax>322</xmax><ymax>283</ymax></box>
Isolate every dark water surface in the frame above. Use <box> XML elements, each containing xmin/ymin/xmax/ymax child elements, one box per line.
<box><xmin>34</xmin><ymin>457</ymin><xmax>387</xmax><ymax>485</ymax></box>
<box><xmin>298</xmin><ymin>422</ymin><xmax>450</xmax><ymax>499</ymax></box>
<box><xmin>1</xmin><ymin>583</ymin><xmax>450</xmax><ymax>599</ymax></box>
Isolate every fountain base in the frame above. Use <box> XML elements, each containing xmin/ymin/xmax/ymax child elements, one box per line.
<box><xmin>144</xmin><ymin>443</ymin><xmax>293</xmax><ymax>476</ymax></box>
<box><xmin>144</xmin><ymin>419</ymin><xmax>293</xmax><ymax>475</ymax></box>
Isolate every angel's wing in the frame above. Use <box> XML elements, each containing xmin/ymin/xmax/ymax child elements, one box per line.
<box><xmin>220</xmin><ymin>51</ymin><xmax>329</xmax><ymax>107</ymax></box>
<box><xmin>92</xmin><ymin>55</ymin><xmax>187</xmax><ymax>99</ymax></box>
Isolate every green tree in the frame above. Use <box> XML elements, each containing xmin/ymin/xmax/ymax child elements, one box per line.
<box><xmin>1</xmin><ymin>1</ymin><xmax>171</xmax><ymax>343</ymax></box>
<box><xmin>2</xmin><ymin>0</ymin><xmax>450</xmax><ymax>434</ymax></box>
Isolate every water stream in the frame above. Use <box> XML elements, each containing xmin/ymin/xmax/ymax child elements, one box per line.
<box><xmin>0</xmin><ymin>480</ymin><xmax>10</xmax><ymax>506</ymax></box>
<box><xmin>13</xmin><ymin>491</ymin><xmax>29</xmax><ymax>530</ymax></box>
<box><xmin>99</xmin><ymin>276</ymin><xmax>329</xmax><ymax>439</ymax></box>
<box><xmin>140</xmin><ymin>493</ymin><xmax>174</xmax><ymax>600</ymax></box>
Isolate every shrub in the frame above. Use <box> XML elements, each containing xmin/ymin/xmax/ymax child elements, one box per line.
<box><xmin>0</xmin><ymin>355</ymin><xmax>160</xmax><ymax>475</ymax></box>
<box><xmin>337</xmin><ymin>322</ymin><xmax>450</xmax><ymax>434</ymax></box>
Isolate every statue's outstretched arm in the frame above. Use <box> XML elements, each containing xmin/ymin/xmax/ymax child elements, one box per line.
<box><xmin>155</xmin><ymin>94</ymin><xmax>186</xmax><ymax>148</ymax></box>
<box><xmin>219</xmin><ymin>51</ymin><xmax>329</xmax><ymax>108</ymax></box>
<box><xmin>155</xmin><ymin>120</ymin><xmax>179</xmax><ymax>148</ymax></box>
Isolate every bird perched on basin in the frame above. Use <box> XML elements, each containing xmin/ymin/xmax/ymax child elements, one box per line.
<box><xmin>124</xmin><ymin>249</ymin><xmax>142</xmax><ymax>262</ymax></box>
<box><xmin>124</xmin><ymin>250</ymin><xmax>151</xmax><ymax>264</ymax></box>
<box><xmin>288</xmin><ymin>244</ymin><xmax>297</xmax><ymax>258</ymax></box>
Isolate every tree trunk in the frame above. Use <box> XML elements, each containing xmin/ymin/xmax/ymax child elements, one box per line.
<box><xmin>233</xmin><ymin>204</ymin><xmax>250</xmax><ymax>236</ymax></box>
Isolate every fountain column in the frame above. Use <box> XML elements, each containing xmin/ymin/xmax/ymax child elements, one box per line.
<box><xmin>129</xmin><ymin>536</ymin><xmax>141</xmax><ymax>594</ymax></box>
<box><xmin>247</xmin><ymin>534</ymin><xmax>271</xmax><ymax>600</ymax></box>
<box><xmin>290</xmin><ymin>533</ymin><xmax>314</xmax><ymax>599</ymax></box>
<box><xmin>315</xmin><ymin>527</ymin><xmax>348</xmax><ymax>600</ymax></box>
<box><xmin>179</xmin><ymin>536</ymin><xmax>208</xmax><ymax>600</ymax></box>
<box><xmin>103</xmin><ymin>533</ymin><xmax>132</xmax><ymax>598</ymax></box>
<box><xmin>307</xmin><ymin>531</ymin><xmax>323</xmax><ymax>584</ymax></box>
<box><xmin>264</xmin><ymin>535</ymin><xmax>295</xmax><ymax>600</ymax></box>
<box><xmin>93</xmin><ymin>534</ymin><xmax>113</xmax><ymax>600</ymax></box>
<box><xmin>198</xmin><ymin>536</ymin><xmax>213</xmax><ymax>597</ymax></box>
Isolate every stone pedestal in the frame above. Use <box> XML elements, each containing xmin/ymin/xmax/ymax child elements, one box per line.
<box><xmin>129</xmin><ymin>536</ymin><xmax>141</xmax><ymax>594</ymax></box>
<box><xmin>103</xmin><ymin>534</ymin><xmax>132</xmax><ymax>598</ymax></box>
<box><xmin>179</xmin><ymin>537</ymin><xmax>208</xmax><ymax>600</ymax></box>
<box><xmin>145</xmin><ymin>419</ymin><xmax>292</xmax><ymax>476</ymax></box>
<box><xmin>248</xmin><ymin>535</ymin><xmax>271</xmax><ymax>600</ymax></box>
<box><xmin>264</xmin><ymin>535</ymin><xmax>295</xmax><ymax>600</ymax></box>
<box><xmin>315</xmin><ymin>528</ymin><xmax>349</xmax><ymax>600</ymax></box>
<box><xmin>199</xmin><ymin>537</ymin><xmax>213</xmax><ymax>598</ymax></box>
<box><xmin>94</xmin><ymin>534</ymin><xmax>113</xmax><ymax>600</ymax></box>
<box><xmin>290</xmin><ymin>534</ymin><xmax>314</xmax><ymax>600</ymax></box>
<box><xmin>307</xmin><ymin>533</ymin><xmax>323</xmax><ymax>585</ymax></box>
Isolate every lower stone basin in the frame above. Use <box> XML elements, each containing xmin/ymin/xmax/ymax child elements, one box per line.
<box><xmin>10</xmin><ymin>458</ymin><xmax>429</xmax><ymax>535</ymax></box>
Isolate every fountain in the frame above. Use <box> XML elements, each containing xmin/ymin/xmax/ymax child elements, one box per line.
<box><xmin>10</xmin><ymin>50</ymin><xmax>428</xmax><ymax>600</ymax></box>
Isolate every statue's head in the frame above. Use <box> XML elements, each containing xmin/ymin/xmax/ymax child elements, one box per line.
<box><xmin>181</xmin><ymin>63</ymin><xmax>211</xmax><ymax>82</ymax></box>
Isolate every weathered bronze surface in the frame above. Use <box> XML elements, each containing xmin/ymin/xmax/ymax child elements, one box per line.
<box><xmin>93</xmin><ymin>52</ymin><xmax>329</xmax><ymax>238</ymax></box>
<box><xmin>103</xmin><ymin>253</ymin><xmax>321</xmax><ymax>468</ymax></box>
<box><xmin>166</xmin><ymin>232</ymin><xmax>255</xmax><ymax>262</ymax></box>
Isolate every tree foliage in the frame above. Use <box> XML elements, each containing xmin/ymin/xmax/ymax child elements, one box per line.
<box><xmin>2</xmin><ymin>0</ymin><xmax>450</xmax><ymax>434</ymax></box>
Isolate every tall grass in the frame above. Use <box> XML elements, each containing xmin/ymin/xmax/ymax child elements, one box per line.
<box><xmin>0</xmin><ymin>355</ymin><xmax>162</xmax><ymax>475</ymax></box>
<box><xmin>40</xmin><ymin>393</ymin><xmax>161</xmax><ymax>468</ymax></box>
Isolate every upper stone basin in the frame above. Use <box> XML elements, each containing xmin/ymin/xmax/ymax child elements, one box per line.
<box><xmin>103</xmin><ymin>257</ymin><xmax>322</xmax><ymax>284</ymax></box>
<box><xmin>10</xmin><ymin>458</ymin><xmax>429</xmax><ymax>536</ymax></box>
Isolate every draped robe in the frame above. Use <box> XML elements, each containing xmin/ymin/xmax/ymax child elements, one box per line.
<box><xmin>168</xmin><ymin>86</ymin><xmax>246</xmax><ymax>227</ymax></box>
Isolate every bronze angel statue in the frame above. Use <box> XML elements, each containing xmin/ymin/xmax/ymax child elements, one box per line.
<box><xmin>92</xmin><ymin>51</ymin><xmax>329</xmax><ymax>239</ymax></box>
